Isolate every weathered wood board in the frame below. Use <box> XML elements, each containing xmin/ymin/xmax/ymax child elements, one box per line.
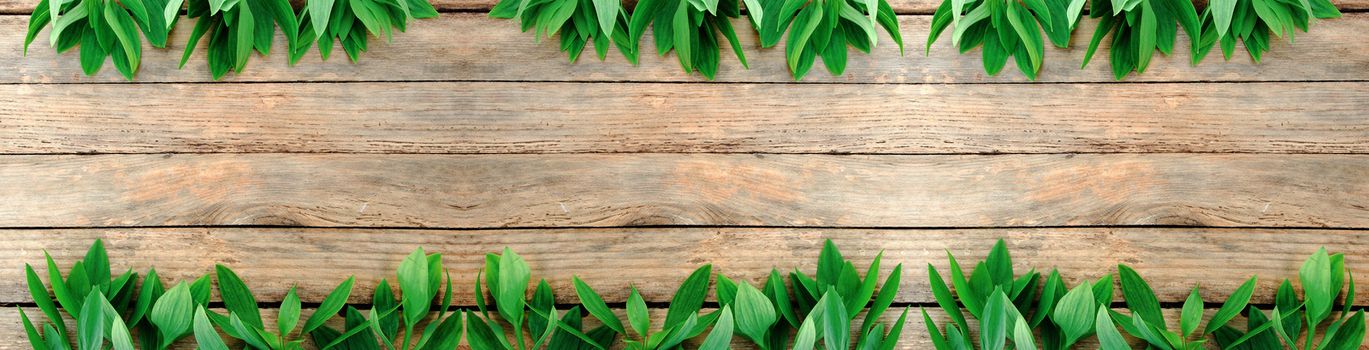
<box><xmin>0</xmin><ymin>154</ymin><xmax>1365</xmax><ymax>228</ymax></box>
<box><xmin>4</xmin><ymin>81</ymin><xmax>1369</xmax><ymax>154</ymax></box>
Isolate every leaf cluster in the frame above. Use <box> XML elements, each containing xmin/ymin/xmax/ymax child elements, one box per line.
<box><xmin>489</xmin><ymin>0</ymin><xmax>903</xmax><ymax>80</ymax></box>
<box><xmin>926</xmin><ymin>0</ymin><xmax>1080</xmax><ymax>79</ymax></box>
<box><xmin>1192</xmin><ymin>0</ymin><xmax>1339</xmax><ymax>63</ymax></box>
<box><xmin>23</xmin><ymin>0</ymin><xmax>173</xmax><ymax>79</ymax></box>
<box><xmin>924</xmin><ymin>239</ymin><xmax>1115</xmax><ymax>349</ymax></box>
<box><xmin>925</xmin><ymin>239</ymin><xmax>1365</xmax><ymax>350</ymax></box>
<box><xmin>24</xmin><ymin>0</ymin><xmax>439</xmax><ymax>79</ymax></box>
<box><xmin>21</xmin><ymin>240</ymin><xmax>214</xmax><ymax>350</ymax></box>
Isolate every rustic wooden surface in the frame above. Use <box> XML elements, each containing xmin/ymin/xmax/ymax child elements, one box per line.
<box><xmin>2</xmin><ymin>0</ymin><xmax>1368</xmax><ymax>345</ymax></box>
<box><xmin>2</xmin><ymin>154</ymin><xmax>1366</xmax><ymax>228</ymax></box>
<box><xmin>5</xmin><ymin>82</ymin><xmax>1369</xmax><ymax>154</ymax></box>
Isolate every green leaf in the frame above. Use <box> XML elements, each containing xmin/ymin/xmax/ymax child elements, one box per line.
<box><xmin>1210</xmin><ymin>0</ymin><xmax>1236</xmax><ymax>36</ymax></box>
<box><xmin>309</xmin><ymin>0</ymin><xmax>335</xmax><ymax>36</ymax></box>
<box><xmin>25</xmin><ymin>264</ymin><xmax>66</xmax><ymax>338</ymax></box>
<box><xmin>592</xmin><ymin>0</ymin><xmax>618</xmax><ymax>37</ymax></box>
<box><xmin>398</xmin><ymin>248</ymin><xmax>433</xmax><ymax>327</ymax></box>
<box><xmin>670</xmin><ymin>0</ymin><xmax>692</xmax><ymax>73</ymax></box>
<box><xmin>1004</xmin><ymin>2</ymin><xmax>1043</xmax><ymax>74</ymax></box>
<box><xmin>1094</xmin><ymin>305</ymin><xmax>1130</xmax><ymax>350</ymax></box>
<box><xmin>164</xmin><ymin>0</ymin><xmax>183</xmax><ymax>29</ymax></box>
<box><xmin>1178</xmin><ymin>286</ymin><xmax>1202</xmax><ymax>337</ymax></box>
<box><xmin>1325</xmin><ymin>311</ymin><xmax>1365</xmax><ymax>350</ymax></box>
<box><xmin>1205</xmin><ymin>276</ymin><xmax>1256</xmax><ymax>334</ymax></box>
<box><xmin>233</xmin><ymin>1</ymin><xmax>255</xmax><ymax>72</ymax></box>
<box><xmin>420</xmin><ymin>310</ymin><xmax>466</xmax><ymax>350</ymax></box>
<box><xmin>1134</xmin><ymin>0</ymin><xmax>1157</xmax><ymax>73</ymax></box>
<box><xmin>77</xmin><ymin>291</ymin><xmax>106</xmax><ymax>350</ymax></box>
<box><xmin>573</xmin><ymin>276</ymin><xmax>625</xmax><ymax>334</ymax></box>
<box><xmin>1051</xmin><ymin>281</ymin><xmax>1096</xmax><ymax>347</ymax></box>
<box><xmin>304</xmin><ymin>276</ymin><xmax>355</xmax><ymax>334</ymax></box>
<box><xmin>279</xmin><ymin>286</ymin><xmax>302</xmax><ymax>336</ymax></box>
<box><xmin>979</xmin><ymin>288</ymin><xmax>1008</xmax><ymax>350</ymax></box>
<box><xmin>215</xmin><ymin>265</ymin><xmax>263</xmax><ymax>329</ymax></box>
<box><xmin>83</xmin><ymin>240</ymin><xmax>111</xmax><ymax>287</ymax></box>
<box><xmin>666</xmin><ymin>264</ymin><xmax>713</xmax><ymax>328</ymax></box>
<box><xmin>1012</xmin><ymin>314</ymin><xmax>1036</xmax><ymax>350</ymax></box>
<box><xmin>1117</xmin><ymin>265</ymin><xmax>1164</xmax><ymax>329</ymax></box>
<box><xmin>1081</xmin><ymin>15</ymin><xmax>1113</xmax><ymax>68</ymax></box>
<box><xmin>1301</xmin><ymin>247</ymin><xmax>1333</xmax><ymax>324</ymax></box>
<box><xmin>734</xmin><ymin>282</ymin><xmax>777</xmax><ymax>344</ymax></box>
<box><xmin>496</xmin><ymin>247</ymin><xmax>530</xmax><ymax>325</ymax></box>
<box><xmin>861</xmin><ymin>263</ymin><xmax>901</xmax><ymax>335</ymax></box>
<box><xmin>19</xmin><ymin>309</ymin><xmax>45</xmax><ymax>350</ymax></box>
<box><xmin>1067</xmin><ymin>0</ymin><xmax>1086</xmax><ymax>28</ymax></box>
<box><xmin>151</xmin><ymin>282</ymin><xmax>194</xmax><ymax>348</ymax></box>
<box><xmin>819</xmin><ymin>288</ymin><xmax>851</xmax><ymax>350</ymax></box>
<box><xmin>716</xmin><ymin>18</ymin><xmax>747</xmax><ymax>68</ymax></box>
<box><xmin>793</xmin><ymin>313</ymin><xmax>817</xmax><ymax>350</ymax></box>
<box><xmin>785</xmin><ymin>1</ymin><xmax>822</xmax><ymax>78</ymax></box>
<box><xmin>878</xmin><ymin>308</ymin><xmax>908</xmax><ymax>350</ymax></box>
<box><xmin>701</xmin><ymin>305</ymin><xmax>735</xmax><ymax>350</ymax></box>
<box><xmin>79</xmin><ymin>27</ymin><xmax>107</xmax><ymax>76</ymax></box>
<box><xmin>23</xmin><ymin>0</ymin><xmax>51</xmax><ymax>55</ymax></box>
<box><xmin>628</xmin><ymin>286</ymin><xmax>650</xmax><ymax>338</ymax></box>
<box><xmin>194</xmin><ymin>307</ymin><xmax>231</xmax><ymax>350</ymax></box>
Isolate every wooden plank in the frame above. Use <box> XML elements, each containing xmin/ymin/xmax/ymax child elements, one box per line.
<box><xmin>3</xmin><ymin>307</ymin><xmax>1365</xmax><ymax>349</ymax></box>
<box><xmin>3</xmin><ymin>81</ymin><xmax>1368</xmax><ymax>154</ymax></box>
<box><xmin>7</xmin><ymin>13</ymin><xmax>1369</xmax><ymax>83</ymax></box>
<box><xmin>0</xmin><ymin>154</ymin><xmax>1365</xmax><ymax>228</ymax></box>
<box><xmin>1</xmin><ymin>228</ymin><xmax>1365</xmax><ymax>305</ymax></box>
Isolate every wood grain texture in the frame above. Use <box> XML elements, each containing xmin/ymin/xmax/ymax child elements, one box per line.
<box><xmin>3</xmin><ymin>306</ymin><xmax>1367</xmax><ymax>350</ymax></box>
<box><xmin>3</xmin><ymin>81</ymin><xmax>1368</xmax><ymax>154</ymax></box>
<box><xmin>2</xmin><ymin>228</ymin><xmax>1366</xmax><ymax>305</ymax></box>
<box><xmin>1</xmin><ymin>154</ymin><xmax>1365</xmax><ymax>228</ymax></box>
<box><xmin>7</xmin><ymin>14</ymin><xmax>1369</xmax><ymax>83</ymax></box>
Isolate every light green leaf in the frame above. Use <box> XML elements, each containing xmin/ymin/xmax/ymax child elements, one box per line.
<box><xmin>1012</xmin><ymin>314</ymin><xmax>1036</xmax><ymax>350</ymax></box>
<box><xmin>151</xmin><ymin>282</ymin><xmax>194</xmax><ymax>348</ymax></box>
<box><xmin>77</xmin><ymin>291</ymin><xmax>106</xmax><ymax>350</ymax></box>
<box><xmin>1051</xmin><ymin>281</ymin><xmax>1096</xmax><ymax>347</ymax></box>
<box><xmin>304</xmin><ymin>276</ymin><xmax>355</xmax><ymax>334</ymax></box>
<box><xmin>279</xmin><ymin>286</ymin><xmax>302</xmax><ymax>336</ymax></box>
<box><xmin>628</xmin><ymin>286</ymin><xmax>649</xmax><ymax>338</ymax></box>
<box><xmin>1179</xmin><ymin>287</ymin><xmax>1202</xmax><ymax>337</ymax></box>
<box><xmin>793</xmin><ymin>313</ymin><xmax>817</xmax><ymax>350</ymax></box>
<box><xmin>398</xmin><ymin>248</ymin><xmax>433</xmax><ymax>327</ymax></box>
<box><xmin>1302</xmin><ymin>247</ymin><xmax>1333</xmax><ymax>324</ymax></box>
<box><xmin>734</xmin><ymin>282</ymin><xmax>778</xmax><ymax>344</ymax></box>
<box><xmin>1205</xmin><ymin>276</ymin><xmax>1256</xmax><ymax>334</ymax></box>
<box><xmin>573</xmin><ymin>276</ymin><xmax>625</xmax><ymax>334</ymax></box>
<box><xmin>819</xmin><ymin>288</ymin><xmax>850</xmax><ymax>350</ymax></box>
<box><xmin>701</xmin><ymin>305</ymin><xmax>735</xmax><ymax>350</ymax></box>
<box><xmin>1095</xmin><ymin>305</ymin><xmax>1130</xmax><ymax>350</ymax></box>
<box><xmin>194</xmin><ymin>307</ymin><xmax>231</xmax><ymax>350</ymax></box>
<box><xmin>497</xmin><ymin>247</ymin><xmax>531</xmax><ymax>324</ymax></box>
